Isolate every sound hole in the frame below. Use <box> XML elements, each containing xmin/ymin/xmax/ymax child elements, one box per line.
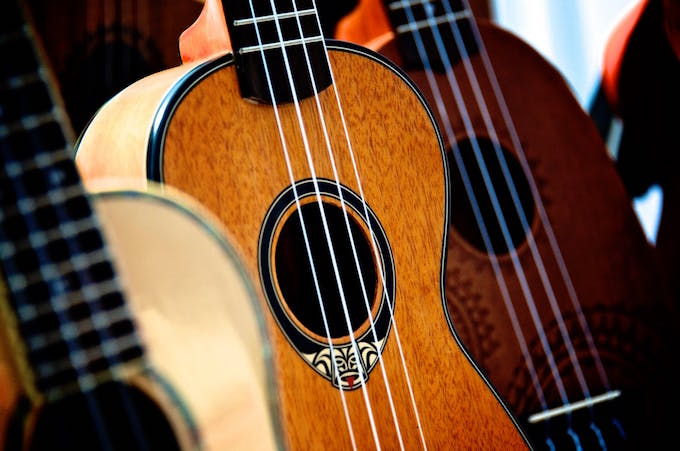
<box><xmin>449</xmin><ymin>138</ymin><xmax>535</xmax><ymax>255</ymax></box>
<box><xmin>275</xmin><ymin>202</ymin><xmax>378</xmax><ymax>340</ymax></box>
<box><xmin>25</xmin><ymin>381</ymin><xmax>181</xmax><ymax>450</ymax></box>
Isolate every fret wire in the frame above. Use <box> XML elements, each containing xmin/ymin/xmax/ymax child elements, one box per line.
<box><xmin>0</xmin><ymin>184</ymin><xmax>88</xmax><ymax>222</ymax></box>
<box><xmin>16</xmin><ymin>278</ymin><xmax>121</xmax><ymax>322</ymax></box>
<box><xmin>4</xmin><ymin>150</ymin><xmax>71</xmax><ymax>178</ymax></box>
<box><xmin>233</xmin><ymin>8</ymin><xmax>316</xmax><ymax>26</ymax></box>
<box><xmin>388</xmin><ymin>0</ymin><xmax>437</xmax><ymax>10</ymax></box>
<box><xmin>36</xmin><ymin>335</ymin><xmax>141</xmax><ymax>379</ymax></box>
<box><xmin>6</xmin><ymin>248</ymin><xmax>110</xmax><ymax>293</ymax></box>
<box><xmin>27</xmin><ymin>306</ymin><xmax>130</xmax><ymax>352</ymax></box>
<box><xmin>45</xmin><ymin>358</ymin><xmax>145</xmax><ymax>401</ymax></box>
<box><xmin>0</xmin><ymin>216</ymin><xmax>97</xmax><ymax>257</ymax></box>
<box><xmin>239</xmin><ymin>35</ymin><xmax>324</xmax><ymax>55</ymax></box>
<box><xmin>0</xmin><ymin>110</ymin><xmax>61</xmax><ymax>140</ymax></box>
<box><xmin>395</xmin><ymin>10</ymin><xmax>471</xmax><ymax>34</ymax></box>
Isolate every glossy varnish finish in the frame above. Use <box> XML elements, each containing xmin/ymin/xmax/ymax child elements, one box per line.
<box><xmin>76</xmin><ymin>44</ymin><xmax>528</xmax><ymax>448</ymax></box>
<box><xmin>338</xmin><ymin>1</ymin><xmax>679</xmax><ymax>448</ymax></box>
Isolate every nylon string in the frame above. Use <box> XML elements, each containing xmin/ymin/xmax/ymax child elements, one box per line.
<box><xmin>245</xmin><ymin>0</ymin><xmax>383</xmax><ymax>448</ymax></box>
<box><xmin>308</xmin><ymin>0</ymin><xmax>431</xmax><ymax>447</ymax></box>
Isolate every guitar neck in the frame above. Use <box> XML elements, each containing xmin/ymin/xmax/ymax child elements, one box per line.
<box><xmin>222</xmin><ymin>0</ymin><xmax>332</xmax><ymax>103</ymax></box>
<box><xmin>0</xmin><ymin>0</ymin><xmax>144</xmax><ymax>400</ymax></box>
<box><xmin>381</xmin><ymin>0</ymin><xmax>478</xmax><ymax>70</ymax></box>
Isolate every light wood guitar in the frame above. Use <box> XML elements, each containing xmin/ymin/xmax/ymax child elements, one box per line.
<box><xmin>75</xmin><ymin>0</ymin><xmax>530</xmax><ymax>448</ymax></box>
<box><xmin>0</xmin><ymin>2</ymin><xmax>277</xmax><ymax>448</ymax></box>
<box><xmin>334</xmin><ymin>0</ymin><xmax>680</xmax><ymax>448</ymax></box>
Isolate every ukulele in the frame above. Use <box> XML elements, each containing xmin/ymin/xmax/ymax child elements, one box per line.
<box><xmin>75</xmin><ymin>0</ymin><xmax>530</xmax><ymax>448</ymax></box>
<box><xmin>0</xmin><ymin>2</ymin><xmax>277</xmax><ymax>448</ymax></box>
<box><xmin>334</xmin><ymin>0</ymin><xmax>680</xmax><ymax>449</ymax></box>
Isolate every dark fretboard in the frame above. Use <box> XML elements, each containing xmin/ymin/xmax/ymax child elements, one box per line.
<box><xmin>0</xmin><ymin>0</ymin><xmax>144</xmax><ymax>400</ymax></box>
<box><xmin>224</xmin><ymin>0</ymin><xmax>332</xmax><ymax>103</ymax></box>
<box><xmin>383</xmin><ymin>0</ymin><xmax>478</xmax><ymax>71</ymax></box>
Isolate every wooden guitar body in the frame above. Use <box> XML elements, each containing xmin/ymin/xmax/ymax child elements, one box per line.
<box><xmin>75</xmin><ymin>38</ymin><xmax>529</xmax><ymax>448</ymax></box>
<box><xmin>0</xmin><ymin>187</ymin><xmax>278</xmax><ymax>450</ymax></box>
<box><xmin>336</xmin><ymin>2</ymin><xmax>680</xmax><ymax>449</ymax></box>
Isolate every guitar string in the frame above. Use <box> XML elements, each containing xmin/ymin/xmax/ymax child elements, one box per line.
<box><xmin>400</xmin><ymin>2</ymin><xmax>592</xmax><ymax>444</ymax></box>
<box><xmin>457</xmin><ymin>0</ymin><xmax>610</xmax><ymax>390</ymax></box>
<box><xmin>260</xmin><ymin>1</ymin><xmax>385</xmax><ymax>447</ymax></box>
<box><xmin>407</xmin><ymin>0</ymin><xmax>595</xmax><ymax>431</ymax></box>
<box><xmin>2</xmin><ymin>15</ymin><xmax>150</xmax><ymax>449</ymax></box>
<box><xmin>440</xmin><ymin>0</ymin><xmax>596</xmax><ymax>403</ymax></box>
<box><xmin>386</xmin><ymin>0</ymin><xmax>552</xmax><ymax>416</ymax></box>
<box><xmin>405</xmin><ymin>0</ymin><xmax>611</xmax><ymax>439</ymax></box>
<box><xmin>413</xmin><ymin>0</ymin><xmax>575</xmax><ymax>401</ymax></box>
<box><xmin>307</xmin><ymin>0</ymin><xmax>431</xmax><ymax>447</ymax></box>
<box><xmin>288</xmin><ymin>1</ymin><xmax>418</xmax><ymax>448</ymax></box>
<box><xmin>243</xmin><ymin>1</ymin><xmax>363</xmax><ymax>449</ymax></box>
<box><xmin>446</xmin><ymin>0</ymin><xmax>610</xmax><ymax>413</ymax></box>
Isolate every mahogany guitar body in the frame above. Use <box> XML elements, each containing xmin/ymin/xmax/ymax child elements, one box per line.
<box><xmin>338</xmin><ymin>6</ymin><xmax>679</xmax><ymax>449</ymax></box>
<box><xmin>75</xmin><ymin>42</ymin><xmax>529</xmax><ymax>448</ymax></box>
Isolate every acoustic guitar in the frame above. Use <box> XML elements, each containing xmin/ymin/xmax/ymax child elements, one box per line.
<box><xmin>333</xmin><ymin>0</ymin><xmax>680</xmax><ymax>449</ymax></box>
<box><xmin>0</xmin><ymin>2</ymin><xmax>277</xmax><ymax>448</ymax></box>
<box><xmin>75</xmin><ymin>0</ymin><xmax>530</xmax><ymax>448</ymax></box>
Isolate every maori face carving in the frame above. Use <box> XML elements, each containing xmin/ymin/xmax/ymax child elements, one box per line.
<box><xmin>306</xmin><ymin>340</ymin><xmax>383</xmax><ymax>390</ymax></box>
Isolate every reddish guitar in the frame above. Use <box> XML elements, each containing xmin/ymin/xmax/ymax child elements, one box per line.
<box><xmin>336</xmin><ymin>2</ymin><xmax>680</xmax><ymax>449</ymax></box>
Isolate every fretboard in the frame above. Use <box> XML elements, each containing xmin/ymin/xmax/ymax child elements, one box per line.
<box><xmin>0</xmin><ymin>0</ymin><xmax>144</xmax><ymax>399</ymax></box>
<box><xmin>223</xmin><ymin>0</ymin><xmax>332</xmax><ymax>103</ymax></box>
<box><xmin>383</xmin><ymin>0</ymin><xmax>478</xmax><ymax>71</ymax></box>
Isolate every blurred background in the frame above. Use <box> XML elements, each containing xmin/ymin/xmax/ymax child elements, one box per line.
<box><xmin>25</xmin><ymin>0</ymin><xmax>660</xmax><ymax>240</ymax></box>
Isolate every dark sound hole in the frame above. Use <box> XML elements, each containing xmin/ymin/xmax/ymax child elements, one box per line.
<box><xmin>26</xmin><ymin>381</ymin><xmax>182</xmax><ymax>450</ymax></box>
<box><xmin>449</xmin><ymin>138</ymin><xmax>535</xmax><ymax>255</ymax></box>
<box><xmin>275</xmin><ymin>202</ymin><xmax>378</xmax><ymax>340</ymax></box>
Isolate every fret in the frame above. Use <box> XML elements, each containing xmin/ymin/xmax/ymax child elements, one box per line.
<box><xmin>17</xmin><ymin>278</ymin><xmax>121</xmax><ymax>322</ymax></box>
<box><xmin>395</xmin><ymin>10</ymin><xmax>472</xmax><ymax>34</ymax></box>
<box><xmin>0</xmin><ymin>111</ymin><xmax>61</xmax><ymax>140</ymax></box>
<box><xmin>27</xmin><ymin>306</ymin><xmax>130</xmax><ymax>352</ymax></box>
<box><xmin>0</xmin><ymin>184</ymin><xmax>87</xmax><ymax>221</ymax></box>
<box><xmin>388</xmin><ymin>0</ymin><xmax>436</xmax><ymax>10</ymax></box>
<box><xmin>4</xmin><ymin>150</ymin><xmax>71</xmax><ymax>178</ymax></box>
<box><xmin>0</xmin><ymin>216</ymin><xmax>98</xmax><ymax>257</ymax></box>
<box><xmin>36</xmin><ymin>334</ymin><xmax>142</xmax><ymax>380</ymax></box>
<box><xmin>382</xmin><ymin>0</ymin><xmax>477</xmax><ymax>71</ymax></box>
<box><xmin>233</xmin><ymin>8</ymin><xmax>316</xmax><ymax>26</ymax></box>
<box><xmin>223</xmin><ymin>0</ymin><xmax>332</xmax><ymax>103</ymax></box>
<box><xmin>239</xmin><ymin>35</ymin><xmax>324</xmax><ymax>54</ymax></box>
<box><xmin>5</xmin><ymin>247</ymin><xmax>110</xmax><ymax>292</ymax></box>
